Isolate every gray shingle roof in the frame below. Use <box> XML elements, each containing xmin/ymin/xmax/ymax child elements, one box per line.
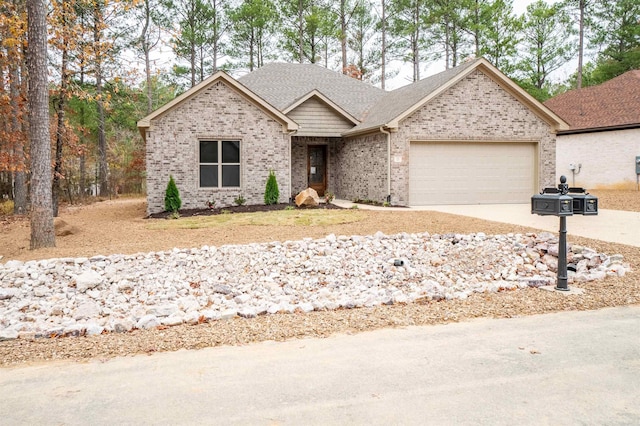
<box><xmin>346</xmin><ymin>59</ymin><xmax>481</xmax><ymax>134</ymax></box>
<box><xmin>238</xmin><ymin>63</ymin><xmax>386</xmax><ymax>120</ymax></box>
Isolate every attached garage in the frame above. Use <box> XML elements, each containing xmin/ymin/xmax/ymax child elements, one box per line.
<box><xmin>409</xmin><ymin>141</ymin><xmax>537</xmax><ymax>205</ymax></box>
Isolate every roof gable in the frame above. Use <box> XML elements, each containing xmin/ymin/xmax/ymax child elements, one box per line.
<box><xmin>345</xmin><ymin>58</ymin><xmax>569</xmax><ymax>136</ymax></box>
<box><xmin>238</xmin><ymin>63</ymin><xmax>385</xmax><ymax>121</ymax></box>
<box><xmin>284</xmin><ymin>90</ymin><xmax>359</xmax><ymax>125</ymax></box>
<box><xmin>544</xmin><ymin>70</ymin><xmax>640</xmax><ymax>132</ymax></box>
<box><xmin>286</xmin><ymin>92</ymin><xmax>357</xmax><ymax>137</ymax></box>
<box><xmin>137</xmin><ymin>71</ymin><xmax>298</xmax><ymax>139</ymax></box>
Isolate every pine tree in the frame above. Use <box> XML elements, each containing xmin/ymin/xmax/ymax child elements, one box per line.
<box><xmin>264</xmin><ymin>170</ymin><xmax>279</xmax><ymax>205</ymax></box>
<box><xmin>164</xmin><ymin>175</ymin><xmax>182</xmax><ymax>212</ymax></box>
<box><xmin>27</xmin><ymin>0</ymin><xmax>56</xmax><ymax>248</ymax></box>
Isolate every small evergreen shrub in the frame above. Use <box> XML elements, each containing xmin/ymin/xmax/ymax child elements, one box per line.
<box><xmin>264</xmin><ymin>170</ymin><xmax>279</xmax><ymax>205</ymax></box>
<box><xmin>164</xmin><ymin>175</ymin><xmax>182</xmax><ymax>213</ymax></box>
<box><xmin>234</xmin><ymin>194</ymin><xmax>246</xmax><ymax>206</ymax></box>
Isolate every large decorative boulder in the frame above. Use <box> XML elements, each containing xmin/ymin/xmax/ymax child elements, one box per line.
<box><xmin>295</xmin><ymin>188</ymin><xmax>320</xmax><ymax>207</ymax></box>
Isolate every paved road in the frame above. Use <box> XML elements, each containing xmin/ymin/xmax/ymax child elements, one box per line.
<box><xmin>2</xmin><ymin>306</ymin><xmax>639</xmax><ymax>425</ymax></box>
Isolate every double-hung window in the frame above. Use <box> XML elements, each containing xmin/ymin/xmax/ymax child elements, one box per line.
<box><xmin>199</xmin><ymin>140</ymin><xmax>240</xmax><ymax>188</ymax></box>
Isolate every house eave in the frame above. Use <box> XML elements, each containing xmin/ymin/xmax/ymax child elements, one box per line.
<box><xmin>342</xmin><ymin>124</ymin><xmax>396</xmax><ymax>138</ymax></box>
<box><xmin>136</xmin><ymin>71</ymin><xmax>298</xmax><ymax>141</ymax></box>
<box><xmin>557</xmin><ymin>122</ymin><xmax>640</xmax><ymax>135</ymax></box>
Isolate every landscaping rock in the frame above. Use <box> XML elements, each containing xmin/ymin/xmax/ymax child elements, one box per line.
<box><xmin>0</xmin><ymin>231</ymin><xmax>630</xmax><ymax>340</ymax></box>
<box><xmin>295</xmin><ymin>188</ymin><xmax>320</xmax><ymax>207</ymax></box>
<box><xmin>76</xmin><ymin>270</ymin><xmax>103</xmax><ymax>292</ymax></box>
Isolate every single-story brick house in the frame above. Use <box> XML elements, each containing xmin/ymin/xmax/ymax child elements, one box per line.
<box><xmin>544</xmin><ymin>70</ymin><xmax>640</xmax><ymax>190</ymax></box>
<box><xmin>138</xmin><ymin>58</ymin><xmax>567</xmax><ymax>214</ymax></box>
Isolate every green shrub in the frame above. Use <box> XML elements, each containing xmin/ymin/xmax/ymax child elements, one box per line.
<box><xmin>234</xmin><ymin>194</ymin><xmax>246</xmax><ymax>206</ymax></box>
<box><xmin>164</xmin><ymin>175</ymin><xmax>182</xmax><ymax>213</ymax></box>
<box><xmin>264</xmin><ymin>170</ymin><xmax>279</xmax><ymax>205</ymax></box>
<box><xmin>324</xmin><ymin>191</ymin><xmax>335</xmax><ymax>203</ymax></box>
<box><xmin>0</xmin><ymin>200</ymin><xmax>14</xmax><ymax>216</ymax></box>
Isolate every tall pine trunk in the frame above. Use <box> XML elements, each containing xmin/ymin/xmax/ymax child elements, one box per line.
<box><xmin>341</xmin><ymin>0</ymin><xmax>347</xmax><ymax>73</ymax></box>
<box><xmin>141</xmin><ymin>0</ymin><xmax>152</xmax><ymax>114</ymax></box>
<box><xmin>9</xmin><ymin>54</ymin><xmax>27</xmax><ymax>215</ymax></box>
<box><xmin>380</xmin><ymin>0</ymin><xmax>386</xmax><ymax>89</ymax></box>
<box><xmin>577</xmin><ymin>0</ymin><xmax>585</xmax><ymax>89</ymax></box>
<box><xmin>94</xmin><ymin>2</ymin><xmax>109</xmax><ymax>197</ymax></box>
<box><xmin>27</xmin><ymin>0</ymin><xmax>56</xmax><ymax>249</ymax></box>
<box><xmin>53</xmin><ymin>0</ymin><xmax>71</xmax><ymax>217</ymax></box>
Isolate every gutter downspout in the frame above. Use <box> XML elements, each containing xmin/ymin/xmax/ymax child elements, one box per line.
<box><xmin>380</xmin><ymin>126</ymin><xmax>391</xmax><ymax>204</ymax></box>
<box><xmin>286</xmin><ymin>129</ymin><xmax>297</xmax><ymax>203</ymax></box>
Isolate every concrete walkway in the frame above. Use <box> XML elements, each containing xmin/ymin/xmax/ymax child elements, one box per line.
<box><xmin>334</xmin><ymin>200</ymin><xmax>640</xmax><ymax>247</ymax></box>
<box><xmin>2</xmin><ymin>306</ymin><xmax>639</xmax><ymax>425</ymax></box>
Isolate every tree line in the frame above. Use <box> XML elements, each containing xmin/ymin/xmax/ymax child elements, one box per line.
<box><xmin>0</xmin><ymin>0</ymin><xmax>638</xmax><ymax>248</ymax></box>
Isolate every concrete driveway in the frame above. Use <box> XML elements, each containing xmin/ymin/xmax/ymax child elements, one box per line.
<box><xmin>1</xmin><ymin>306</ymin><xmax>639</xmax><ymax>425</ymax></box>
<box><xmin>334</xmin><ymin>200</ymin><xmax>640</xmax><ymax>247</ymax></box>
<box><xmin>420</xmin><ymin>204</ymin><xmax>640</xmax><ymax>247</ymax></box>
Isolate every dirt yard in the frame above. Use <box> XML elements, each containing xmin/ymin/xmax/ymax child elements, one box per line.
<box><xmin>1</xmin><ymin>190</ymin><xmax>639</xmax><ymax>366</ymax></box>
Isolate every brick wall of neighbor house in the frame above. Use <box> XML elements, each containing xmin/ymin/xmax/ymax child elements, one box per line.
<box><xmin>557</xmin><ymin>129</ymin><xmax>640</xmax><ymax>190</ymax></box>
<box><xmin>291</xmin><ymin>136</ymin><xmax>339</xmax><ymax>198</ymax></box>
<box><xmin>334</xmin><ymin>133</ymin><xmax>388</xmax><ymax>202</ymax></box>
<box><xmin>391</xmin><ymin>69</ymin><xmax>556</xmax><ymax>205</ymax></box>
<box><xmin>146</xmin><ymin>81</ymin><xmax>290</xmax><ymax>214</ymax></box>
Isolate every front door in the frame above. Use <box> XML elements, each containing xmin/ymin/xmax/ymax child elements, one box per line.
<box><xmin>307</xmin><ymin>145</ymin><xmax>327</xmax><ymax>196</ymax></box>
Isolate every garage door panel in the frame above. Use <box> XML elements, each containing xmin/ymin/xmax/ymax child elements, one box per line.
<box><xmin>409</xmin><ymin>142</ymin><xmax>536</xmax><ymax>205</ymax></box>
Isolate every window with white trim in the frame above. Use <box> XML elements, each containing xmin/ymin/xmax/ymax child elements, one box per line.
<box><xmin>199</xmin><ymin>140</ymin><xmax>240</xmax><ymax>188</ymax></box>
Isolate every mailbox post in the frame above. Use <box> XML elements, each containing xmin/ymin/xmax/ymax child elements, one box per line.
<box><xmin>557</xmin><ymin>177</ymin><xmax>570</xmax><ymax>291</ymax></box>
<box><xmin>531</xmin><ymin>176</ymin><xmax>598</xmax><ymax>291</ymax></box>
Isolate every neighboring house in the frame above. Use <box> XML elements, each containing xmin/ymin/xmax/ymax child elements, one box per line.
<box><xmin>138</xmin><ymin>58</ymin><xmax>567</xmax><ymax>214</ymax></box>
<box><xmin>544</xmin><ymin>70</ymin><xmax>640</xmax><ymax>190</ymax></box>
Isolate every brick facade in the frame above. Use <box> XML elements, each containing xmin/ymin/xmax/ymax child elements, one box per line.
<box><xmin>334</xmin><ymin>133</ymin><xmax>388</xmax><ymax>202</ymax></box>
<box><xmin>556</xmin><ymin>128</ymin><xmax>640</xmax><ymax>190</ymax></box>
<box><xmin>145</xmin><ymin>67</ymin><xmax>558</xmax><ymax>211</ymax></box>
<box><xmin>291</xmin><ymin>136</ymin><xmax>340</xmax><ymax>197</ymax></box>
<box><xmin>390</xmin><ymin>70</ymin><xmax>555</xmax><ymax>205</ymax></box>
<box><xmin>146</xmin><ymin>81</ymin><xmax>290</xmax><ymax>214</ymax></box>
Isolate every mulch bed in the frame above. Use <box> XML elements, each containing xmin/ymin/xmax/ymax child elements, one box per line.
<box><xmin>147</xmin><ymin>202</ymin><xmax>343</xmax><ymax>219</ymax></box>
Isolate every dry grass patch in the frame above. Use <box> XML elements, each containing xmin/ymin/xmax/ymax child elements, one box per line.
<box><xmin>147</xmin><ymin>209</ymin><xmax>367</xmax><ymax>230</ymax></box>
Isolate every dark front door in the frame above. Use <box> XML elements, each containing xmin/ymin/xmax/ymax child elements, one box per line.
<box><xmin>308</xmin><ymin>145</ymin><xmax>327</xmax><ymax>196</ymax></box>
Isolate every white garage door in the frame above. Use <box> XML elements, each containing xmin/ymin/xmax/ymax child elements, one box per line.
<box><xmin>409</xmin><ymin>141</ymin><xmax>536</xmax><ymax>205</ymax></box>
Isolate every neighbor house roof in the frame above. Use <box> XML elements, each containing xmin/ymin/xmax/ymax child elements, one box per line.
<box><xmin>137</xmin><ymin>71</ymin><xmax>298</xmax><ymax>139</ymax></box>
<box><xmin>238</xmin><ymin>63</ymin><xmax>386</xmax><ymax>121</ymax></box>
<box><xmin>345</xmin><ymin>57</ymin><xmax>569</xmax><ymax>136</ymax></box>
<box><xmin>544</xmin><ymin>70</ymin><xmax>640</xmax><ymax>133</ymax></box>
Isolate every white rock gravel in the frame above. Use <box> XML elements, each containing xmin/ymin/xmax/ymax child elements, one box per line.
<box><xmin>0</xmin><ymin>231</ymin><xmax>629</xmax><ymax>340</ymax></box>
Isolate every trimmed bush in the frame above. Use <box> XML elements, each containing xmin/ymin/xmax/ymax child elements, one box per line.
<box><xmin>264</xmin><ymin>170</ymin><xmax>279</xmax><ymax>205</ymax></box>
<box><xmin>164</xmin><ymin>175</ymin><xmax>182</xmax><ymax>213</ymax></box>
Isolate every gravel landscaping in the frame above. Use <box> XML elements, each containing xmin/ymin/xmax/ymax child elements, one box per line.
<box><xmin>1</xmin><ymin>230</ymin><xmax>628</xmax><ymax>341</ymax></box>
<box><xmin>0</xmin><ymin>190</ymin><xmax>639</xmax><ymax>367</ymax></box>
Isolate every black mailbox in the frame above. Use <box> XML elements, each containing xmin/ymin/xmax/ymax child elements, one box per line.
<box><xmin>568</xmin><ymin>188</ymin><xmax>598</xmax><ymax>215</ymax></box>
<box><xmin>531</xmin><ymin>192</ymin><xmax>573</xmax><ymax>216</ymax></box>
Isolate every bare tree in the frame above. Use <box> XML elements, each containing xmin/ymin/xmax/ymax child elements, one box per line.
<box><xmin>27</xmin><ymin>0</ymin><xmax>56</xmax><ymax>248</ymax></box>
